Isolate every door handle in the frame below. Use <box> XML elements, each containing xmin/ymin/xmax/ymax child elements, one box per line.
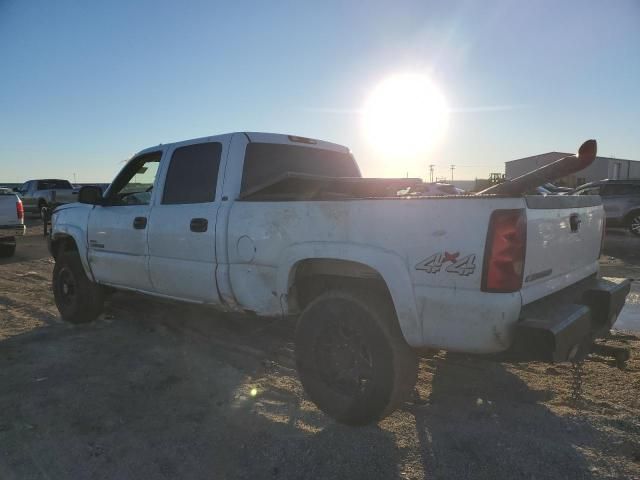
<box><xmin>133</xmin><ymin>216</ymin><xmax>147</xmax><ymax>229</ymax></box>
<box><xmin>190</xmin><ymin>218</ymin><xmax>208</xmax><ymax>233</ymax></box>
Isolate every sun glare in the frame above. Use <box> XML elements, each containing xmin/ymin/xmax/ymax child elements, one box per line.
<box><xmin>362</xmin><ymin>74</ymin><xmax>449</xmax><ymax>158</ymax></box>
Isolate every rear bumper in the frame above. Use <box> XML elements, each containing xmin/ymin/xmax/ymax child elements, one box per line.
<box><xmin>511</xmin><ymin>276</ymin><xmax>631</xmax><ymax>362</ymax></box>
<box><xmin>0</xmin><ymin>224</ymin><xmax>26</xmax><ymax>238</ymax></box>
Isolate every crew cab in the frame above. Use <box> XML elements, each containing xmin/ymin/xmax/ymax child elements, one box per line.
<box><xmin>15</xmin><ymin>179</ymin><xmax>78</xmax><ymax>219</ymax></box>
<box><xmin>0</xmin><ymin>190</ymin><xmax>25</xmax><ymax>257</ymax></box>
<box><xmin>49</xmin><ymin>132</ymin><xmax>630</xmax><ymax>425</ymax></box>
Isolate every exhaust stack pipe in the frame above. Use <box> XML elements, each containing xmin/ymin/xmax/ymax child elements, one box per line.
<box><xmin>479</xmin><ymin>139</ymin><xmax>597</xmax><ymax>195</ymax></box>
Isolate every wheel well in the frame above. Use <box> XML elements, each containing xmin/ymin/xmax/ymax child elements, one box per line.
<box><xmin>50</xmin><ymin>234</ymin><xmax>78</xmax><ymax>260</ymax></box>
<box><xmin>624</xmin><ymin>209</ymin><xmax>640</xmax><ymax>225</ymax></box>
<box><xmin>288</xmin><ymin>259</ymin><xmax>395</xmax><ymax>314</ymax></box>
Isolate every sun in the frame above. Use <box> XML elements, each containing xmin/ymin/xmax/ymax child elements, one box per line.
<box><xmin>362</xmin><ymin>74</ymin><xmax>449</xmax><ymax>158</ymax></box>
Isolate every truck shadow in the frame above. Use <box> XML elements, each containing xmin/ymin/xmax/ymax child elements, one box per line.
<box><xmin>407</xmin><ymin>354</ymin><xmax>604</xmax><ymax>479</ymax></box>
<box><xmin>0</xmin><ymin>298</ymin><xmax>405</xmax><ymax>480</ymax></box>
<box><xmin>1</xmin><ymin>292</ymin><xmax>632</xmax><ymax>479</ymax></box>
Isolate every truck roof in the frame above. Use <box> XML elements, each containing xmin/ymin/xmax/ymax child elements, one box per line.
<box><xmin>133</xmin><ymin>132</ymin><xmax>350</xmax><ymax>158</ymax></box>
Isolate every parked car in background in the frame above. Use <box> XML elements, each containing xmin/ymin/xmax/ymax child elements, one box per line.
<box><xmin>0</xmin><ymin>190</ymin><xmax>25</xmax><ymax>257</ymax></box>
<box><xmin>0</xmin><ymin>187</ymin><xmax>15</xmax><ymax>195</ymax></box>
<box><xmin>541</xmin><ymin>182</ymin><xmax>572</xmax><ymax>194</ymax></box>
<box><xmin>415</xmin><ymin>182</ymin><xmax>464</xmax><ymax>195</ymax></box>
<box><xmin>14</xmin><ymin>179</ymin><xmax>78</xmax><ymax>219</ymax></box>
<box><xmin>574</xmin><ymin>179</ymin><xmax>640</xmax><ymax>236</ymax></box>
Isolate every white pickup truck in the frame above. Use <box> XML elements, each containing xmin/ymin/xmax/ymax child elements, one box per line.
<box><xmin>49</xmin><ymin>132</ymin><xmax>630</xmax><ymax>425</ymax></box>
<box><xmin>0</xmin><ymin>190</ymin><xmax>25</xmax><ymax>257</ymax></box>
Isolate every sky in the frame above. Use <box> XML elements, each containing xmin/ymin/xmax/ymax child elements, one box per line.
<box><xmin>1</xmin><ymin>0</ymin><xmax>639</xmax><ymax>183</ymax></box>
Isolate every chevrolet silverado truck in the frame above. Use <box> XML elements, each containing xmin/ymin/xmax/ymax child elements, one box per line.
<box><xmin>0</xmin><ymin>190</ymin><xmax>25</xmax><ymax>257</ymax></box>
<box><xmin>48</xmin><ymin>132</ymin><xmax>630</xmax><ymax>425</ymax></box>
<box><xmin>15</xmin><ymin>179</ymin><xmax>78</xmax><ymax>219</ymax></box>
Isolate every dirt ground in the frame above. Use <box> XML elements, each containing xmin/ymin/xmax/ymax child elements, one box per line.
<box><xmin>1</xmin><ymin>220</ymin><xmax>639</xmax><ymax>479</ymax></box>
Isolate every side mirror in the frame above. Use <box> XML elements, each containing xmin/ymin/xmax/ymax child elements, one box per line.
<box><xmin>79</xmin><ymin>185</ymin><xmax>104</xmax><ymax>205</ymax></box>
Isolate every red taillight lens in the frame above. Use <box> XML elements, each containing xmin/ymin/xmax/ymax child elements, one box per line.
<box><xmin>481</xmin><ymin>209</ymin><xmax>526</xmax><ymax>293</ymax></box>
<box><xmin>16</xmin><ymin>199</ymin><xmax>24</xmax><ymax>222</ymax></box>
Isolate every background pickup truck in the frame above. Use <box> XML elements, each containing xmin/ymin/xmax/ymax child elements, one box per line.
<box><xmin>0</xmin><ymin>189</ymin><xmax>25</xmax><ymax>257</ymax></box>
<box><xmin>14</xmin><ymin>179</ymin><xmax>78</xmax><ymax>219</ymax></box>
<box><xmin>49</xmin><ymin>132</ymin><xmax>630</xmax><ymax>425</ymax></box>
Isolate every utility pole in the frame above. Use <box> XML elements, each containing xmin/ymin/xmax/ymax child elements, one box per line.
<box><xmin>450</xmin><ymin>165</ymin><xmax>456</xmax><ymax>182</ymax></box>
<box><xmin>428</xmin><ymin>164</ymin><xmax>435</xmax><ymax>183</ymax></box>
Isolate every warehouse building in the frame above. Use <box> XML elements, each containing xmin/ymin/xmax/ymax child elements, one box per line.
<box><xmin>505</xmin><ymin>152</ymin><xmax>640</xmax><ymax>188</ymax></box>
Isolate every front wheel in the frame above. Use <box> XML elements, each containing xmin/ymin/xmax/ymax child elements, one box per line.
<box><xmin>52</xmin><ymin>251</ymin><xmax>105</xmax><ymax>323</ymax></box>
<box><xmin>629</xmin><ymin>213</ymin><xmax>640</xmax><ymax>236</ymax></box>
<box><xmin>294</xmin><ymin>289</ymin><xmax>418</xmax><ymax>426</ymax></box>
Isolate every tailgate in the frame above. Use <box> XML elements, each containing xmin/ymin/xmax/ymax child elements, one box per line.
<box><xmin>520</xmin><ymin>195</ymin><xmax>603</xmax><ymax>305</ymax></box>
<box><xmin>0</xmin><ymin>195</ymin><xmax>19</xmax><ymax>225</ymax></box>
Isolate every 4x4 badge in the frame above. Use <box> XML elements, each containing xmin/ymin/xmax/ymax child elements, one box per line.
<box><xmin>416</xmin><ymin>252</ymin><xmax>477</xmax><ymax>276</ymax></box>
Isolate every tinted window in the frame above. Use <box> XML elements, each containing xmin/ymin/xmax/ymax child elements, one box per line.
<box><xmin>601</xmin><ymin>184</ymin><xmax>639</xmax><ymax>196</ymax></box>
<box><xmin>37</xmin><ymin>180</ymin><xmax>72</xmax><ymax>190</ymax></box>
<box><xmin>163</xmin><ymin>142</ymin><xmax>222</xmax><ymax>204</ymax></box>
<box><xmin>242</xmin><ymin>143</ymin><xmax>359</xmax><ymax>193</ymax></box>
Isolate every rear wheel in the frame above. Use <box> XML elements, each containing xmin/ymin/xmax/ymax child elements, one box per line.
<box><xmin>294</xmin><ymin>289</ymin><xmax>418</xmax><ymax>426</ymax></box>
<box><xmin>629</xmin><ymin>213</ymin><xmax>640</xmax><ymax>236</ymax></box>
<box><xmin>52</xmin><ymin>251</ymin><xmax>104</xmax><ymax>323</ymax></box>
<box><xmin>0</xmin><ymin>238</ymin><xmax>16</xmax><ymax>258</ymax></box>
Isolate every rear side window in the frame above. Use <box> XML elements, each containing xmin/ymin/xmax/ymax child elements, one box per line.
<box><xmin>241</xmin><ymin>143</ymin><xmax>360</xmax><ymax>193</ymax></box>
<box><xmin>162</xmin><ymin>142</ymin><xmax>222</xmax><ymax>204</ymax></box>
<box><xmin>37</xmin><ymin>180</ymin><xmax>72</xmax><ymax>190</ymax></box>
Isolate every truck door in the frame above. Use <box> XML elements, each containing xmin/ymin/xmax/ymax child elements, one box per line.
<box><xmin>147</xmin><ymin>140</ymin><xmax>225</xmax><ymax>303</ymax></box>
<box><xmin>87</xmin><ymin>151</ymin><xmax>162</xmax><ymax>291</ymax></box>
<box><xmin>19</xmin><ymin>181</ymin><xmax>35</xmax><ymax>212</ymax></box>
<box><xmin>601</xmin><ymin>183</ymin><xmax>632</xmax><ymax>223</ymax></box>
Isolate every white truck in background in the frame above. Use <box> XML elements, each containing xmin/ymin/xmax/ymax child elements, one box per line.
<box><xmin>0</xmin><ymin>190</ymin><xmax>25</xmax><ymax>257</ymax></box>
<box><xmin>49</xmin><ymin>132</ymin><xmax>630</xmax><ymax>425</ymax></box>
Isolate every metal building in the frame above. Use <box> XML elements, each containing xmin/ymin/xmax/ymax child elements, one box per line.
<box><xmin>505</xmin><ymin>152</ymin><xmax>640</xmax><ymax>188</ymax></box>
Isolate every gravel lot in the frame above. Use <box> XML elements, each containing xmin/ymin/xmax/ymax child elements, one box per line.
<box><xmin>1</xmin><ymin>220</ymin><xmax>639</xmax><ymax>479</ymax></box>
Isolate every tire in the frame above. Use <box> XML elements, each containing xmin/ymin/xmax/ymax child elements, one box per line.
<box><xmin>294</xmin><ymin>289</ymin><xmax>418</xmax><ymax>426</ymax></box>
<box><xmin>52</xmin><ymin>251</ymin><xmax>105</xmax><ymax>323</ymax></box>
<box><xmin>39</xmin><ymin>203</ymin><xmax>48</xmax><ymax>221</ymax></box>
<box><xmin>0</xmin><ymin>239</ymin><xmax>16</xmax><ymax>258</ymax></box>
<box><xmin>628</xmin><ymin>212</ymin><xmax>640</xmax><ymax>236</ymax></box>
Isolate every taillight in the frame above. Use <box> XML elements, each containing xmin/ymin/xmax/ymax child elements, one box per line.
<box><xmin>16</xmin><ymin>199</ymin><xmax>24</xmax><ymax>222</ymax></box>
<box><xmin>481</xmin><ymin>209</ymin><xmax>527</xmax><ymax>293</ymax></box>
